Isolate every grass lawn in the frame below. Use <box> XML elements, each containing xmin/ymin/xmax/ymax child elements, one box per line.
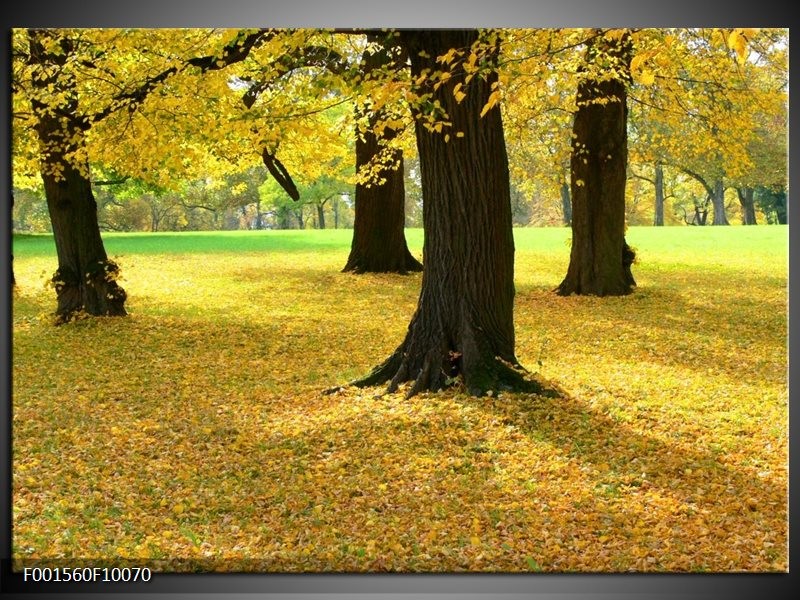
<box><xmin>11</xmin><ymin>225</ymin><xmax>788</xmax><ymax>572</ymax></box>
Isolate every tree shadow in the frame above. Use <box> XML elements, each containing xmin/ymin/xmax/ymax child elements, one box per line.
<box><xmin>456</xmin><ymin>384</ymin><xmax>787</xmax><ymax>571</ymax></box>
<box><xmin>514</xmin><ymin>276</ymin><xmax>787</xmax><ymax>383</ymax></box>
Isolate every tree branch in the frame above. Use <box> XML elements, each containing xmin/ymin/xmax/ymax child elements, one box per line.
<box><xmin>84</xmin><ymin>29</ymin><xmax>274</xmax><ymax>128</ymax></box>
<box><xmin>629</xmin><ymin>167</ymin><xmax>655</xmax><ymax>185</ymax></box>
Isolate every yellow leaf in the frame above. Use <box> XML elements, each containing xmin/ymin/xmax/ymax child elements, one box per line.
<box><xmin>638</xmin><ymin>69</ymin><xmax>655</xmax><ymax>85</ymax></box>
<box><xmin>630</xmin><ymin>54</ymin><xmax>646</xmax><ymax>73</ymax></box>
<box><xmin>470</xmin><ymin>536</ymin><xmax>481</xmax><ymax>546</ymax></box>
<box><xmin>480</xmin><ymin>90</ymin><xmax>501</xmax><ymax>118</ymax></box>
<box><xmin>729</xmin><ymin>29</ymin><xmax>748</xmax><ymax>63</ymax></box>
<box><xmin>437</xmin><ymin>47</ymin><xmax>458</xmax><ymax>65</ymax></box>
<box><xmin>453</xmin><ymin>82</ymin><xmax>466</xmax><ymax>103</ymax></box>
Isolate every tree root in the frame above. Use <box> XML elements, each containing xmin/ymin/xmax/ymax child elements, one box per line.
<box><xmin>325</xmin><ymin>347</ymin><xmax>560</xmax><ymax>400</ymax></box>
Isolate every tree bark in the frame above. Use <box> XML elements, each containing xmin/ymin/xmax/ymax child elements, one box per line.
<box><xmin>737</xmin><ymin>186</ymin><xmax>757</xmax><ymax>225</ymax></box>
<box><xmin>560</xmin><ymin>180</ymin><xmax>572</xmax><ymax>226</ymax></box>
<box><xmin>255</xmin><ymin>197</ymin><xmax>263</xmax><ymax>230</ymax></box>
<box><xmin>653</xmin><ymin>162</ymin><xmax>665</xmax><ymax>226</ymax></box>
<box><xmin>557</xmin><ymin>31</ymin><xmax>636</xmax><ymax>296</ymax></box>
<box><xmin>28</xmin><ymin>29</ymin><xmax>126</xmax><ymax>323</ymax></box>
<box><xmin>316</xmin><ymin>202</ymin><xmax>326</xmax><ymax>229</ymax></box>
<box><xmin>711</xmin><ymin>178</ymin><xmax>729</xmax><ymax>225</ymax></box>
<box><xmin>333</xmin><ymin>197</ymin><xmax>340</xmax><ymax>229</ymax></box>
<box><xmin>343</xmin><ymin>33</ymin><xmax>422</xmax><ymax>275</ymax></box>
<box><xmin>344</xmin><ymin>29</ymin><xmax>542</xmax><ymax>398</ymax></box>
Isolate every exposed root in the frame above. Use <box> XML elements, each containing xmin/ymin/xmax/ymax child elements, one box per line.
<box><xmin>327</xmin><ymin>347</ymin><xmax>560</xmax><ymax>400</ymax></box>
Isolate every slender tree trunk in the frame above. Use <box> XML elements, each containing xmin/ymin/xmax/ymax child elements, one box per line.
<box><xmin>695</xmin><ymin>204</ymin><xmax>708</xmax><ymax>225</ymax></box>
<box><xmin>296</xmin><ymin>207</ymin><xmax>304</xmax><ymax>229</ymax></box>
<box><xmin>653</xmin><ymin>162</ymin><xmax>665</xmax><ymax>226</ymax></box>
<box><xmin>342</xmin><ymin>32</ymin><xmax>422</xmax><ymax>275</ymax></box>
<box><xmin>711</xmin><ymin>178</ymin><xmax>729</xmax><ymax>225</ymax></box>
<box><xmin>737</xmin><ymin>186</ymin><xmax>757</xmax><ymax>225</ymax></box>
<box><xmin>557</xmin><ymin>31</ymin><xmax>636</xmax><ymax>296</ymax></box>
<box><xmin>333</xmin><ymin>197</ymin><xmax>340</xmax><ymax>229</ymax></box>
<box><xmin>255</xmin><ymin>197</ymin><xmax>263</xmax><ymax>230</ymax></box>
<box><xmin>28</xmin><ymin>29</ymin><xmax>126</xmax><ymax>323</ymax></box>
<box><xmin>560</xmin><ymin>180</ymin><xmax>572</xmax><ymax>226</ymax></box>
<box><xmin>150</xmin><ymin>204</ymin><xmax>160</xmax><ymax>232</ymax></box>
<box><xmin>317</xmin><ymin>202</ymin><xmax>326</xmax><ymax>230</ymax></box>
<box><xmin>346</xmin><ymin>29</ymin><xmax>542</xmax><ymax>398</ymax></box>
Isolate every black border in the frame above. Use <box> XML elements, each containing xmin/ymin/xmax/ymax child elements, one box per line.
<box><xmin>2</xmin><ymin>1</ymin><xmax>795</xmax><ymax>598</ymax></box>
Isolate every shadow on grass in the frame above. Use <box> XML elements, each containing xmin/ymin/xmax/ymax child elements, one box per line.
<box><xmin>515</xmin><ymin>272</ymin><xmax>787</xmax><ymax>384</ymax></box>
<box><xmin>454</xmin><ymin>384</ymin><xmax>786</xmax><ymax>570</ymax></box>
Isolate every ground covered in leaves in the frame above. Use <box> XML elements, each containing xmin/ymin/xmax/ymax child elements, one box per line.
<box><xmin>11</xmin><ymin>226</ymin><xmax>787</xmax><ymax>572</ymax></box>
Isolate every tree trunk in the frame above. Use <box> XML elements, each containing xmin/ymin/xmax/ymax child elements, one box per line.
<box><xmin>255</xmin><ymin>197</ymin><xmax>263</xmax><ymax>230</ymax></box>
<box><xmin>333</xmin><ymin>197</ymin><xmax>340</xmax><ymax>229</ymax></box>
<box><xmin>711</xmin><ymin>178</ymin><xmax>729</xmax><ymax>225</ymax></box>
<box><xmin>737</xmin><ymin>186</ymin><xmax>757</xmax><ymax>225</ymax></box>
<box><xmin>560</xmin><ymin>180</ymin><xmax>572</xmax><ymax>226</ymax></box>
<box><xmin>28</xmin><ymin>29</ymin><xmax>126</xmax><ymax>323</ymax></box>
<box><xmin>557</xmin><ymin>32</ymin><xmax>636</xmax><ymax>296</ymax></box>
<box><xmin>653</xmin><ymin>162</ymin><xmax>665</xmax><ymax>226</ymax></box>
<box><xmin>343</xmin><ymin>32</ymin><xmax>422</xmax><ymax>275</ymax></box>
<box><xmin>346</xmin><ymin>29</ymin><xmax>542</xmax><ymax>398</ymax></box>
<box><xmin>316</xmin><ymin>202</ymin><xmax>326</xmax><ymax>230</ymax></box>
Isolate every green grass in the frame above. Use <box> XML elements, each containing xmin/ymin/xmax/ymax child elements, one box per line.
<box><xmin>14</xmin><ymin>224</ymin><xmax>786</xmax><ymax>262</ymax></box>
<box><xmin>13</xmin><ymin>229</ymin><xmax>370</xmax><ymax>257</ymax></box>
<box><xmin>11</xmin><ymin>225</ymin><xmax>788</xmax><ymax>573</ymax></box>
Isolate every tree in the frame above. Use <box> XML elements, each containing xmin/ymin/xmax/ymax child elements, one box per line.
<box><xmin>342</xmin><ymin>29</ymin><xmax>542</xmax><ymax>398</ymax></box>
<box><xmin>754</xmin><ymin>186</ymin><xmax>786</xmax><ymax>224</ymax></box>
<box><xmin>625</xmin><ymin>28</ymin><xmax>787</xmax><ymax>226</ymax></box>
<box><xmin>343</xmin><ymin>33</ymin><xmax>422</xmax><ymax>274</ymax></box>
<box><xmin>26</xmin><ymin>29</ymin><xmax>127</xmax><ymax>321</ymax></box>
<box><xmin>238</xmin><ymin>31</ymin><xmax>421</xmax><ymax>272</ymax></box>
<box><xmin>14</xmin><ymin>28</ymin><xmax>272</xmax><ymax>321</ymax></box>
<box><xmin>557</xmin><ymin>30</ymin><xmax>636</xmax><ymax>297</ymax></box>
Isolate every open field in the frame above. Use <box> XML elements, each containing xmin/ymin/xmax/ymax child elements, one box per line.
<box><xmin>11</xmin><ymin>226</ymin><xmax>788</xmax><ymax>572</ymax></box>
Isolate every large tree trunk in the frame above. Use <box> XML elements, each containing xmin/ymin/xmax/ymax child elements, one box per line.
<box><xmin>346</xmin><ymin>30</ymin><xmax>541</xmax><ymax>398</ymax></box>
<box><xmin>653</xmin><ymin>162</ymin><xmax>665</xmax><ymax>226</ymax></box>
<box><xmin>28</xmin><ymin>29</ymin><xmax>126</xmax><ymax>323</ymax></box>
<box><xmin>558</xmin><ymin>31</ymin><xmax>636</xmax><ymax>296</ymax></box>
<box><xmin>343</xmin><ymin>33</ymin><xmax>422</xmax><ymax>275</ymax></box>
<box><xmin>737</xmin><ymin>186</ymin><xmax>757</xmax><ymax>225</ymax></box>
<box><xmin>711</xmin><ymin>178</ymin><xmax>729</xmax><ymax>225</ymax></box>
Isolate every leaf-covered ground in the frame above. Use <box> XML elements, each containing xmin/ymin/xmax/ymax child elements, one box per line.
<box><xmin>11</xmin><ymin>226</ymin><xmax>788</xmax><ymax>572</ymax></box>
